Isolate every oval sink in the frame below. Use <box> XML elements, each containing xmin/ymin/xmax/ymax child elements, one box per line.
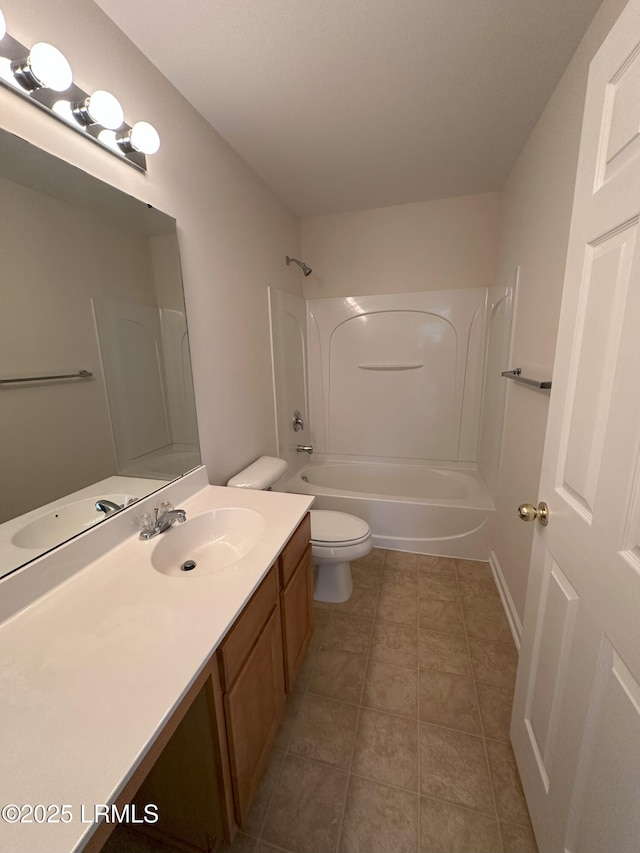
<box><xmin>151</xmin><ymin>508</ymin><xmax>266</xmax><ymax>577</ymax></box>
<box><xmin>12</xmin><ymin>495</ymin><xmax>137</xmax><ymax>550</ymax></box>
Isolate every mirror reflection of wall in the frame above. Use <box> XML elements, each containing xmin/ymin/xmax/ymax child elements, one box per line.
<box><xmin>0</xmin><ymin>129</ymin><xmax>200</xmax><ymax>575</ymax></box>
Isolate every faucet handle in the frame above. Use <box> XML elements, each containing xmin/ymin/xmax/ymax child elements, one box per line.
<box><xmin>158</xmin><ymin>500</ymin><xmax>174</xmax><ymax>513</ymax></box>
<box><xmin>137</xmin><ymin>512</ymin><xmax>155</xmax><ymax>537</ymax></box>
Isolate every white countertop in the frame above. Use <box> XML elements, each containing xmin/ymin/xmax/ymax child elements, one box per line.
<box><xmin>0</xmin><ymin>482</ymin><xmax>313</xmax><ymax>853</ymax></box>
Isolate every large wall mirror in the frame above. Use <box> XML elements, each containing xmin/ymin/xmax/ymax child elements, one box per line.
<box><xmin>0</xmin><ymin>128</ymin><xmax>201</xmax><ymax>580</ymax></box>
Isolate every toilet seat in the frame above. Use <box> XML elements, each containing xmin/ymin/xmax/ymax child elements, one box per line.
<box><xmin>310</xmin><ymin>510</ymin><xmax>371</xmax><ymax>547</ymax></box>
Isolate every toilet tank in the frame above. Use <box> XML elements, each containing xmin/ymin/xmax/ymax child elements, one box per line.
<box><xmin>226</xmin><ymin>456</ymin><xmax>288</xmax><ymax>490</ymax></box>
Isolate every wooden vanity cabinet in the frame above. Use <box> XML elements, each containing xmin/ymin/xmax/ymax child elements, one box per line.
<box><xmin>279</xmin><ymin>513</ymin><xmax>313</xmax><ymax>692</ymax></box>
<box><xmin>92</xmin><ymin>513</ymin><xmax>313</xmax><ymax>852</ymax></box>
<box><xmin>218</xmin><ymin>512</ymin><xmax>313</xmax><ymax>826</ymax></box>
<box><xmin>218</xmin><ymin>566</ymin><xmax>286</xmax><ymax>826</ymax></box>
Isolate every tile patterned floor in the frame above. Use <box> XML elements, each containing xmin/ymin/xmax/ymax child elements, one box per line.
<box><xmin>231</xmin><ymin>549</ymin><xmax>539</xmax><ymax>853</ymax></box>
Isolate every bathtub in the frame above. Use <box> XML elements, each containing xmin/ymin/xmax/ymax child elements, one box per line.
<box><xmin>287</xmin><ymin>460</ymin><xmax>494</xmax><ymax>560</ymax></box>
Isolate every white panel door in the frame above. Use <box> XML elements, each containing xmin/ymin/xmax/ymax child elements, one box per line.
<box><xmin>511</xmin><ymin>3</ymin><xmax>640</xmax><ymax>851</ymax></box>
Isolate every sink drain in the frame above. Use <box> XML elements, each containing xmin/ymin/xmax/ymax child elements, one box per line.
<box><xmin>181</xmin><ymin>559</ymin><xmax>196</xmax><ymax>572</ymax></box>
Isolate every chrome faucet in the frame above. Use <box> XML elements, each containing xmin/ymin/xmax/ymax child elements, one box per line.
<box><xmin>139</xmin><ymin>504</ymin><xmax>187</xmax><ymax>540</ymax></box>
<box><xmin>95</xmin><ymin>499</ymin><xmax>122</xmax><ymax>515</ymax></box>
<box><xmin>296</xmin><ymin>444</ymin><xmax>314</xmax><ymax>454</ymax></box>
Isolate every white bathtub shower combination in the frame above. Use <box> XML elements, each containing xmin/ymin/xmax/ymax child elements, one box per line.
<box><xmin>288</xmin><ymin>459</ymin><xmax>493</xmax><ymax>560</ymax></box>
<box><xmin>269</xmin><ymin>286</ymin><xmax>514</xmax><ymax>561</ymax></box>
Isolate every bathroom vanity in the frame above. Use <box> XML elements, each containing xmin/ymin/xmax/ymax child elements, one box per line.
<box><xmin>0</xmin><ymin>471</ymin><xmax>314</xmax><ymax>853</ymax></box>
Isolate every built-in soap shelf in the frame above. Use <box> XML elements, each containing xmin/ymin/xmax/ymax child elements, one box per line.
<box><xmin>358</xmin><ymin>363</ymin><xmax>423</xmax><ymax>371</ymax></box>
<box><xmin>501</xmin><ymin>368</ymin><xmax>552</xmax><ymax>390</ymax></box>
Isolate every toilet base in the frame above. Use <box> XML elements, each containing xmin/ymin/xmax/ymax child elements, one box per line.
<box><xmin>313</xmin><ymin>560</ymin><xmax>353</xmax><ymax>603</ymax></box>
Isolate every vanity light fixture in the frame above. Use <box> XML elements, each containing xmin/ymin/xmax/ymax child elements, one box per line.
<box><xmin>71</xmin><ymin>89</ymin><xmax>125</xmax><ymax>130</ymax></box>
<box><xmin>11</xmin><ymin>42</ymin><xmax>73</xmax><ymax>92</ymax></box>
<box><xmin>117</xmin><ymin>121</ymin><xmax>161</xmax><ymax>155</ymax></box>
<box><xmin>0</xmin><ymin>9</ymin><xmax>159</xmax><ymax>171</ymax></box>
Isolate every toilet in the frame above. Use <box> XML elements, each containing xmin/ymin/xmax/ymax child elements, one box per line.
<box><xmin>227</xmin><ymin>456</ymin><xmax>373</xmax><ymax>603</ymax></box>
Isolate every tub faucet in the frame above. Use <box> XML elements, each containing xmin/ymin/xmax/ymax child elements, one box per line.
<box><xmin>139</xmin><ymin>504</ymin><xmax>187</xmax><ymax>540</ymax></box>
<box><xmin>95</xmin><ymin>499</ymin><xmax>122</xmax><ymax>515</ymax></box>
<box><xmin>296</xmin><ymin>444</ymin><xmax>314</xmax><ymax>454</ymax></box>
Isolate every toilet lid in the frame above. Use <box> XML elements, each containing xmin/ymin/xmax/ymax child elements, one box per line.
<box><xmin>310</xmin><ymin>510</ymin><xmax>370</xmax><ymax>544</ymax></box>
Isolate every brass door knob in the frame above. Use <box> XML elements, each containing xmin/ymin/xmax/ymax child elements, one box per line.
<box><xmin>517</xmin><ymin>501</ymin><xmax>549</xmax><ymax>526</ymax></box>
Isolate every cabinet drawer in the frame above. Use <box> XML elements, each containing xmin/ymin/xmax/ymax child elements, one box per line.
<box><xmin>218</xmin><ymin>566</ymin><xmax>278</xmax><ymax>690</ymax></box>
<box><xmin>279</xmin><ymin>513</ymin><xmax>311</xmax><ymax>588</ymax></box>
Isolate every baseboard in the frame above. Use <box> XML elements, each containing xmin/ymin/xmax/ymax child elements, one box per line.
<box><xmin>489</xmin><ymin>549</ymin><xmax>523</xmax><ymax>651</ymax></box>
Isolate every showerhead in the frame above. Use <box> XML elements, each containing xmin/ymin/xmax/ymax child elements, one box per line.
<box><xmin>286</xmin><ymin>255</ymin><xmax>312</xmax><ymax>277</ymax></box>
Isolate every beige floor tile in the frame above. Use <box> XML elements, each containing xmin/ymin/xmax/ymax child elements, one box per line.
<box><xmin>418</xmin><ymin>572</ymin><xmax>460</xmax><ymax>601</ymax></box>
<box><xmin>419</xmin><ymin>723</ymin><xmax>494</xmax><ymax>814</ymax></box>
<box><xmin>352</xmin><ymin>708</ymin><xmax>419</xmax><ymax>790</ymax></box>
<box><xmin>420</xmin><ymin>796</ymin><xmax>502</xmax><ymax>853</ymax></box>
<box><xmin>352</xmin><ymin>547</ymin><xmax>386</xmax><ymax>573</ymax></box>
<box><xmin>351</xmin><ymin>562</ymin><xmax>383</xmax><ymax>589</ymax></box>
<box><xmin>382</xmin><ymin>563</ymin><xmax>420</xmax><ymax>594</ymax></box>
<box><xmin>376</xmin><ymin>585</ymin><xmax>419</xmax><ymax>626</ymax></box>
<box><xmin>418</xmin><ymin>630</ymin><xmax>472</xmax><ymax>677</ymax></box>
<box><xmin>486</xmin><ymin>739</ymin><xmax>531</xmax><ymax>827</ymax></box>
<box><xmin>242</xmin><ymin>749</ymin><xmax>285</xmax><ymax>836</ymax></box>
<box><xmin>322</xmin><ymin>613</ymin><xmax>372</xmax><ymax>654</ymax></box>
<box><xmin>307</xmin><ymin>649</ymin><xmax>367</xmax><ymax>705</ymax></box>
<box><xmin>419</xmin><ymin>671</ymin><xmax>482</xmax><ymax>735</ymax></box>
<box><xmin>339</xmin><ymin>776</ymin><xmax>420</xmax><ymax>853</ymax></box>
<box><xmin>463</xmin><ymin>603</ymin><xmax>513</xmax><ymax>644</ymax></box>
<box><xmin>334</xmin><ymin>585</ymin><xmax>379</xmax><ymax>619</ymax></box>
<box><xmin>273</xmin><ymin>688</ymin><xmax>304</xmax><ymax>752</ymax></box>
<box><xmin>226</xmin><ymin>831</ymin><xmax>257</xmax><ymax>853</ymax></box>
<box><xmin>370</xmin><ymin>621</ymin><xmax>419</xmax><ymax>667</ymax></box>
<box><xmin>294</xmin><ymin>646</ymin><xmax>319</xmax><ymax>690</ymax></box>
<box><xmin>416</xmin><ymin>554</ymin><xmax>456</xmax><ymax>575</ymax></box>
<box><xmin>222</xmin><ymin>832</ymin><xmax>258</xmax><ymax>853</ymax></box>
<box><xmin>362</xmin><ymin>658</ymin><xmax>419</xmax><ymax>718</ymax></box>
<box><xmin>313</xmin><ymin>604</ymin><xmax>332</xmax><ymax>630</ymax></box>
<box><xmin>261</xmin><ymin>755</ymin><xmax>349</xmax><ymax>853</ymax></box>
<box><xmin>477</xmin><ymin>683</ymin><xmax>513</xmax><ymax>742</ymax></box>
<box><xmin>309</xmin><ymin>608</ymin><xmax>330</xmax><ymax>651</ymax></box>
<box><xmin>458</xmin><ymin>578</ymin><xmax>502</xmax><ymax>608</ymax></box>
<box><xmin>454</xmin><ymin>559</ymin><xmax>493</xmax><ymax>582</ymax></box>
<box><xmin>500</xmin><ymin>819</ymin><xmax>539</xmax><ymax>852</ymax></box>
<box><xmin>418</xmin><ymin>598</ymin><xmax>465</xmax><ymax>636</ymax></box>
<box><xmin>253</xmin><ymin>843</ymin><xmax>280</xmax><ymax>853</ymax></box>
<box><xmin>385</xmin><ymin>550</ymin><xmax>422</xmax><ymax>571</ymax></box>
<box><xmin>290</xmin><ymin>694</ymin><xmax>359</xmax><ymax>770</ymax></box>
<box><xmin>469</xmin><ymin>638</ymin><xmax>518</xmax><ymax>690</ymax></box>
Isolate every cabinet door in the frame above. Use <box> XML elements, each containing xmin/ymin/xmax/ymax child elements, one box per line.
<box><xmin>281</xmin><ymin>550</ymin><xmax>314</xmax><ymax>692</ymax></box>
<box><xmin>224</xmin><ymin>605</ymin><xmax>286</xmax><ymax>826</ymax></box>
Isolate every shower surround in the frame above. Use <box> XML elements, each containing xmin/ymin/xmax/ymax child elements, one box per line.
<box><xmin>270</xmin><ymin>287</ymin><xmax>513</xmax><ymax>559</ymax></box>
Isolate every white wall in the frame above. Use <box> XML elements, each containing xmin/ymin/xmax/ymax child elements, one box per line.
<box><xmin>0</xmin><ymin>0</ymin><xmax>302</xmax><ymax>488</ymax></box>
<box><xmin>489</xmin><ymin>0</ymin><xmax>629</xmax><ymax>623</ymax></box>
<box><xmin>301</xmin><ymin>193</ymin><xmax>501</xmax><ymax>299</ymax></box>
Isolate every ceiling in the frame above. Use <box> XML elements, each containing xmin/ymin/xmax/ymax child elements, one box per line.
<box><xmin>95</xmin><ymin>0</ymin><xmax>603</xmax><ymax>217</ymax></box>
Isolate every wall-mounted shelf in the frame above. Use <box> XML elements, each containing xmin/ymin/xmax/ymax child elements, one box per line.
<box><xmin>501</xmin><ymin>368</ymin><xmax>552</xmax><ymax>390</ymax></box>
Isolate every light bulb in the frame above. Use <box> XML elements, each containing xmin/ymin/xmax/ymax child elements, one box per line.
<box><xmin>0</xmin><ymin>10</ymin><xmax>6</xmax><ymax>42</ymax></box>
<box><xmin>128</xmin><ymin>121</ymin><xmax>160</xmax><ymax>154</ymax></box>
<box><xmin>97</xmin><ymin>129</ymin><xmax>120</xmax><ymax>152</ymax></box>
<box><xmin>29</xmin><ymin>43</ymin><xmax>72</xmax><ymax>91</ymax></box>
<box><xmin>52</xmin><ymin>99</ymin><xmax>74</xmax><ymax>122</ymax></box>
<box><xmin>0</xmin><ymin>57</ymin><xmax>18</xmax><ymax>87</ymax></box>
<box><xmin>12</xmin><ymin>42</ymin><xmax>72</xmax><ymax>92</ymax></box>
<box><xmin>73</xmin><ymin>89</ymin><xmax>124</xmax><ymax>130</ymax></box>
